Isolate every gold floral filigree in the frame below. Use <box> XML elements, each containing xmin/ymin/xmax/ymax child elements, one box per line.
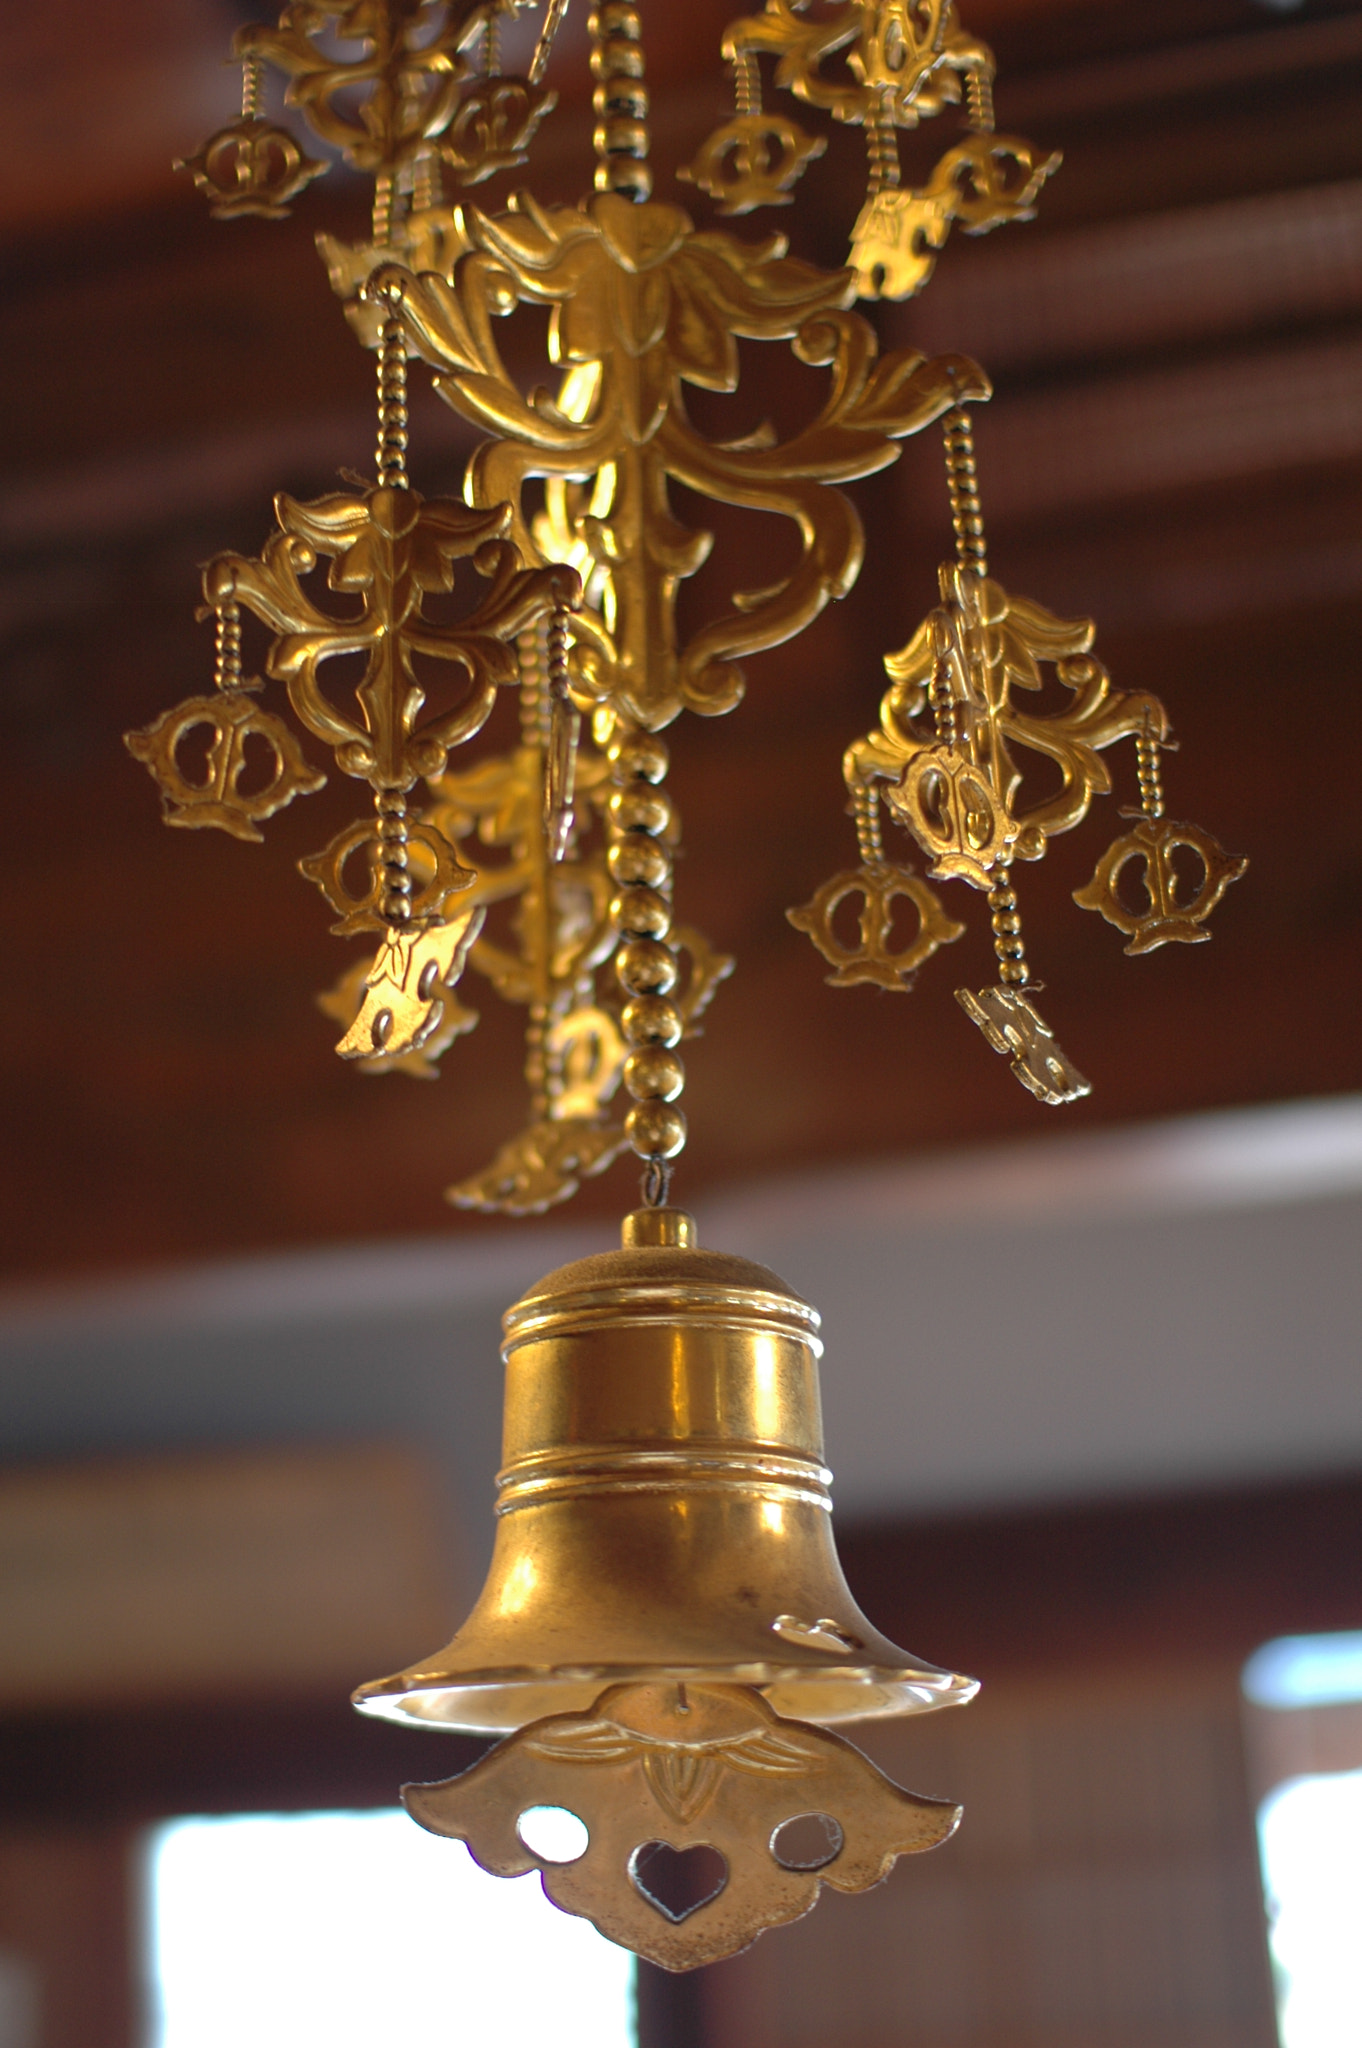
<box><xmin>317</xmin><ymin>950</ymin><xmax>479</xmax><ymax>1077</ymax></box>
<box><xmin>335</xmin><ymin>905</ymin><xmax>485</xmax><ymax>1058</ymax></box>
<box><xmin>851</xmin><ymin>563</ymin><xmax>1167</xmax><ymax>872</ymax></box>
<box><xmin>206</xmin><ymin>484</ymin><xmax>573</xmax><ymax>791</ymax></box>
<box><xmin>723</xmin><ymin>0</ymin><xmax>990</xmax><ymax>130</ymax></box>
<box><xmin>850</xmin><ymin>133</ymin><xmax>1060</xmax><ymax>299</ymax></box>
<box><xmin>375</xmin><ymin>192</ymin><xmax>987</xmax><ymax>728</ymax></box>
<box><xmin>956</xmin><ymin>986</ymin><xmax>1090</xmax><ymax>1106</ymax></box>
<box><xmin>235</xmin><ymin>0</ymin><xmax>489</xmax><ymax>173</ymax></box>
<box><xmin>678</xmin><ymin>112</ymin><xmax>826</xmax><ymax>215</ymax></box>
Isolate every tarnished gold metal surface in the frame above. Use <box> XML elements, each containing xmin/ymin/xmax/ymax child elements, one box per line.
<box><xmin>403</xmin><ymin>1680</ymin><xmax>960</xmax><ymax>1968</ymax></box>
<box><xmin>374</xmin><ymin>197</ymin><xmax>986</xmax><ymax>728</ymax></box>
<box><xmin>956</xmin><ymin>986</ymin><xmax>1090</xmax><ymax>1106</ymax></box>
<box><xmin>355</xmin><ymin>1213</ymin><xmax>977</xmax><ymax>1733</ymax></box>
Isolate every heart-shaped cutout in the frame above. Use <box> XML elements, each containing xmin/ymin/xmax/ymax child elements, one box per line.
<box><xmin>630</xmin><ymin>1841</ymin><xmax>728</xmax><ymax>1922</ymax></box>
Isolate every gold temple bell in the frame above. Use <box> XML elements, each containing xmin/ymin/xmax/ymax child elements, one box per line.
<box><xmin>354</xmin><ymin>1206</ymin><xmax>977</xmax><ymax>1966</ymax></box>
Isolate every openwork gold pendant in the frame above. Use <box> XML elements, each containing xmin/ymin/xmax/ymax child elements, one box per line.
<box><xmin>405</xmin><ymin>1680</ymin><xmax>960</xmax><ymax>1968</ymax></box>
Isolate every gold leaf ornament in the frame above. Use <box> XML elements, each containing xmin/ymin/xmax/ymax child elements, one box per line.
<box><xmin>316</xmin><ymin>953</ymin><xmax>479</xmax><ymax>1077</ymax></box>
<box><xmin>403</xmin><ymin>1682</ymin><xmax>960</xmax><ymax>1969</ymax></box>
<box><xmin>678</xmin><ymin>113</ymin><xmax>826</xmax><ymax>215</ymax></box>
<box><xmin>850</xmin><ymin>135</ymin><xmax>1060</xmax><ymax>301</ymax></box>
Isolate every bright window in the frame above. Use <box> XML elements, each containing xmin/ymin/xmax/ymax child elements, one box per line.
<box><xmin>1246</xmin><ymin>1632</ymin><xmax>1362</xmax><ymax>2048</ymax></box>
<box><xmin>144</xmin><ymin>1810</ymin><xmax>636</xmax><ymax>2048</ymax></box>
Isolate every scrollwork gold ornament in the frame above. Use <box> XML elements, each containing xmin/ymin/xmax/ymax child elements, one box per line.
<box><xmin>376</xmin><ymin>196</ymin><xmax>986</xmax><ymax>729</ymax></box>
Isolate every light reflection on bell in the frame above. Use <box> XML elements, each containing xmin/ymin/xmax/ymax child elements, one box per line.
<box><xmin>354</xmin><ymin>1207</ymin><xmax>976</xmax><ymax>1737</ymax></box>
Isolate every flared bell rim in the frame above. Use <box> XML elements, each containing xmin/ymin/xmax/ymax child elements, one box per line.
<box><xmin>352</xmin><ymin>1655</ymin><xmax>979</xmax><ymax>1736</ymax></box>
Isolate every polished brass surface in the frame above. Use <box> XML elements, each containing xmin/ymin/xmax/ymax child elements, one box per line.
<box><xmin>355</xmin><ymin>1215</ymin><xmax>977</xmax><ymax>1733</ymax></box>
<box><xmin>403</xmin><ymin>1680</ymin><xmax>960</xmax><ymax>1967</ymax></box>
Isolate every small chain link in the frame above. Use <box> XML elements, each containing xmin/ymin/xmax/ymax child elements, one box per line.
<box><xmin>965</xmin><ymin>65</ymin><xmax>995</xmax><ymax>133</ymax></box>
<box><xmin>852</xmin><ymin>784</ymin><xmax>885</xmax><ymax>866</ymax></box>
<box><xmin>1135</xmin><ymin>716</ymin><xmax>1167</xmax><ymax>821</ymax></box>
<box><xmin>589</xmin><ymin>2</ymin><xmax>651</xmax><ymax>200</ymax></box>
<box><xmin>376</xmin><ymin>789</ymin><xmax>414</xmax><ymax>927</ymax></box>
<box><xmin>531</xmin><ymin>0</ymin><xmax>572</xmax><ymax>85</ymax></box>
<box><xmin>988</xmin><ymin>864</ymin><xmax>1029</xmax><ymax>986</ymax></box>
<box><xmin>866</xmin><ymin>103</ymin><xmax>900</xmax><ymax>197</ymax></box>
<box><xmin>214</xmin><ymin>601</ymin><xmax>243</xmax><ymax>691</ymax></box>
<box><xmin>733</xmin><ymin>48</ymin><xmax>761</xmax><ymax>116</ymax></box>
<box><xmin>375</xmin><ymin>309</ymin><xmax>409</xmax><ymax>489</ymax></box>
<box><xmin>942</xmin><ymin>405</ymin><xmax>988</xmax><ymax>578</ymax></box>
<box><xmin>241</xmin><ymin>57</ymin><xmax>264</xmax><ymax>122</ymax></box>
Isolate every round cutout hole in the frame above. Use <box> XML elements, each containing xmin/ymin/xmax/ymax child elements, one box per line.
<box><xmin>770</xmin><ymin>1811</ymin><xmax>844</xmax><ymax>1872</ymax></box>
<box><xmin>516</xmin><ymin>1805</ymin><xmax>589</xmax><ymax>1863</ymax></box>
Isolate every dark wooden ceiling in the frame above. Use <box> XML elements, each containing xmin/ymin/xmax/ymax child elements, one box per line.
<box><xmin>2</xmin><ymin>0</ymin><xmax>1360</xmax><ymax>1282</ymax></box>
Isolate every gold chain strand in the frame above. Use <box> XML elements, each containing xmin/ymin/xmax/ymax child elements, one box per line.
<box><xmin>733</xmin><ymin>47</ymin><xmax>761</xmax><ymax>116</ymax></box>
<box><xmin>517</xmin><ymin>623</ymin><xmax>552</xmax><ymax>751</ymax></box>
<box><xmin>241</xmin><ymin>56</ymin><xmax>264</xmax><ymax>121</ymax></box>
<box><xmin>376</xmin><ymin>788</ymin><xmax>414</xmax><ymax>926</ymax></box>
<box><xmin>412</xmin><ymin>148</ymin><xmax>441</xmax><ymax>214</ymax></box>
<box><xmin>484</xmin><ymin>5</ymin><xmax>502</xmax><ymax>76</ymax></box>
<box><xmin>927</xmin><ymin>611</ymin><xmax>960</xmax><ymax>747</ymax></box>
<box><xmin>607</xmin><ymin>729</ymin><xmax>686</xmax><ymax>1197</ymax></box>
<box><xmin>589</xmin><ymin>2</ymin><xmax>652</xmax><ymax>201</ymax></box>
<box><xmin>942</xmin><ymin>405</ymin><xmax>988</xmax><ymax>578</ymax></box>
<box><xmin>988</xmin><ymin>864</ymin><xmax>1029</xmax><ymax>986</ymax></box>
<box><xmin>1135</xmin><ymin>715</ymin><xmax>1167</xmax><ymax>821</ymax></box>
<box><xmin>214</xmin><ymin>600</ymin><xmax>243</xmax><ymax>691</ymax></box>
<box><xmin>375</xmin><ymin>305</ymin><xmax>409</xmax><ymax>489</ymax></box>
<box><xmin>852</xmin><ymin>783</ymin><xmax>885</xmax><ymax>865</ymax></box>
<box><xmin>372</xmin><ymin>171</ymin><xmax>399</xmax><ymax>249</ymax></box>
<box><xmin>965</xmin><ymin>65</ymin><xmax>995</xmax><ymax>134</ymax></box>
<box><xmin>865</xmin><ymin>102</ymin><xmax>900</xmax><ymax>198</ymax></box>
<box><xmin>530</xmin><ymin>0</ymin><xmax>571</xmax><ymax>85</ymax></box>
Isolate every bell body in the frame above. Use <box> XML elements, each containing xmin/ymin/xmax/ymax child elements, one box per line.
<box><xmin>355</xmin><ymin>1211</ymin><xmax>976</xmax><ymax>1735</ymax></box>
